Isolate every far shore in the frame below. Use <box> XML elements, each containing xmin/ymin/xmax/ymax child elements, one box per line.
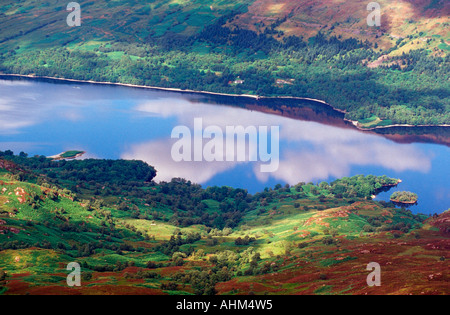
<box><xmin>1</xmin><ymin>73</ymin><xmax>449</xmax><ymax>131</ymax></box>
<box><xmin>0</xmin><ymin>73</ymin><xmax>335</xmax><ymax>106</ymax></box>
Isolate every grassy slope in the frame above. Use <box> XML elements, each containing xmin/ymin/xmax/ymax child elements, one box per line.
<box><xmin>0</xmin><ymin>0</ymin><xmax>251</xmax><ymax>50</ymax></box>
<box><xmin>232</xmin><ymin>0</ymin><xmax>450</xmax><ymax>52</ymax></box>
<box><xmin>0</xmin><ymin>0</ymin><xmax>447</xmax><ymax>52</ymax></box>
<box><xmin>0</xmin><ymin>163</ymin><xmax>448</xmax><ymax>295</ymax></box>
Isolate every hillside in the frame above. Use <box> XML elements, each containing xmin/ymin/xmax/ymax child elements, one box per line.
<box><xmin>231</xmin><ymin>0</ymin><xmax>450</xmax><ymax>51</ymax></box>
<box><xmin>0</xmin><ymin>153</ymin><xmax>448</xmax><ymax>295</ymax></box>
<box><xmin>0</xmin><ymin>0</ymin><xmax>449</xmax><ymax>126</ymax></box>
<box><xmin>0</xmin><ymin>0</ymin><xmax>448</xmax><ymax>52</ymax></box>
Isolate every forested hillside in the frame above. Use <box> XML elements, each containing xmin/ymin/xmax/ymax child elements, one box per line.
<box><xmin>0</xmin><ymin>152</ymin><xmax>448</xmax><ymax>295</ymax></box>
<box><xmin>0</xmin><ymin>0</ymin><xmax>449</xmax><ymax>125</ymax></box>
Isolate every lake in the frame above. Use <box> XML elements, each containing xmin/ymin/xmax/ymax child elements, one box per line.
<box><xmin>0</xmin><ymin>76</ymin><xmax>448</xmax><ymax>215</ymax></box>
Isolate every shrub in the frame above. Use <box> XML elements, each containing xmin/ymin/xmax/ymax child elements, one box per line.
<box><xmin>161</xmin><ymin>282</ymin><xmax>178</xmax><ymax>291</ymax></box>
<box><xmin>322</xmin><ymin>237</ymin><xmax>335</xmax><ymax>245</ymax></box>
<box><xmin>319</xmin><ymin>274</ymin><xmax>328</xmax><ymax>280</ymax></box>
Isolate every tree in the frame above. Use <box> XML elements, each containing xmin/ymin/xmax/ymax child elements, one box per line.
<box><xmin>390</xmin><ymin>191</ymin><xmax>418</xmax><ymax>204</ymax></box>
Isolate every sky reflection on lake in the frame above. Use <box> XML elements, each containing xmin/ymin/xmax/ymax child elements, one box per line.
<box><xmin>0</xmin><ymin>78</ymin><xmax>448</xmax><ymax>214</ymax></box>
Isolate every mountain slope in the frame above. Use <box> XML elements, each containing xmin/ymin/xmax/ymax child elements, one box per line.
<box><xmin>231</xmin><ymin>0</ymin><xmax>449</xmax><ymax>51</ymax></box>
<box><xmin>0</xmin><ymin>0</ymin><xmax>448</xmax><ymax>52</ymax></box>
<box><xmin>0</xmin><ymin>1</ymin><xmax>448</xmax><ymax>126</ymax></box>
<box><xmin>0</xmin><ymin>154</ymin><xmax>449</xmax><ymax>295</ymax></box>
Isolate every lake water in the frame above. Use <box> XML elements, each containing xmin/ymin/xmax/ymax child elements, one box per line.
<box><xmin>0</xmin><ymin>77</ymin><xmax>448</xmax><ymax>215</ymax></box>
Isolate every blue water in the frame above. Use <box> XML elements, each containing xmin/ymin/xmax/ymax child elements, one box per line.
<box><xmin>0</xmin><ymin>78</ymin><xmax>448</xmax><ymax>215</ymax></box>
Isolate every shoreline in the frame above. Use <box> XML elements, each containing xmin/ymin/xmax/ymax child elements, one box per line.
<box><xmin>349</xmin><ymin>119</ymin><xmax>450</xmax><ymax>130</ymax></box>
<box><xmin>1</xmin><ymin>73</ymin><xmax>449</xmax><ymax>130</ymax></box>
<box><xmin>48</xmin><ymin>151</ymin><xmax>86</xmax><ymax>161</ymax></box>
<box><xmin>372</xmin><ymin>179</ymin><xmax>402</xmax><ymax>200</ymax></box>
<box><xmin>0</xmin><ymin>73</ymin><xmax>331</xmax><ymax>103</ymax></box>
<box><xmin>390</xmin><ymin>200</ymin><xmax>418</xmax><ymax>205</ymax></box>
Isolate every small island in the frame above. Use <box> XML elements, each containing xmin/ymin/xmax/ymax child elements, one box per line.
<box><xmin>390</xmin><ymin>191</ymin><xmax>419</xmax><ymax>205</ymax></box>
<box><xmin>48</xmin><ymin>150</ymin><xmax>86</xmax><ymax>161</ymax></box>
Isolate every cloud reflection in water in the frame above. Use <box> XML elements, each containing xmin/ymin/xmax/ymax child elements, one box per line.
<box><xmin>123</xmin><ymin>100</ymin><xmax>432</xmax><ymax>185</ymax></box>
